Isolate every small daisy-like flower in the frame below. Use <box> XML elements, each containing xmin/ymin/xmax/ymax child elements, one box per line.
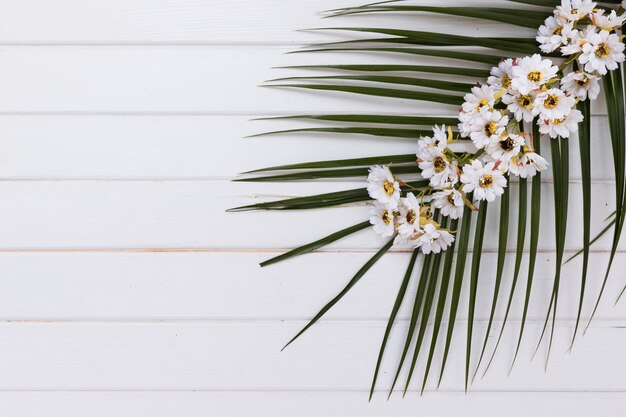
<box><xmin>561</xmin><ymin>70</ymin><xmax>601</xmax><ymax>100</ymax></box>
<box><xmin>511</xmin><ymin>54</ymin><xmax>559</xmax><ymax>95</ymax></box>
<box><xmin>396</xmin><ymin>193</ymin><xmax>423</xmax><ymax>239</ymax></box>
<box><xmin>431</xmin><ymin>188</ymin><xmax>465</xmax><ymax>219</ymax></box>
<box><xmin>502</xmin><ymin>90</ymin><xmax>536</xmax><ymax>122</ymax></box>
<box><xmin>579</xmin><ymin>30</ymin><xmax>625</xmax><ymax>75</ymax></box>
<box><xmin>418</xmin><ymin>148</ymin><xmax>456</xmax><ymax>188</ymax></box>
<box><xmin>462</xmin><ymin>84</ymin><xmax>496</xmax><ymax>115</ymax></box>
<box><xmin>485</xmin><ymin>133</ymin><xmax>525</xmax><ymax>163</ymax></box>
<box><xmin>413</xmin><ymin>223</ymin><xmax>455</xmax><ymax>254</ymax></box>
<box><xmin>417</xmin><ymin>125</ymin><xmax>449</xmax><ymax>155</ymax></box>
<box><xmin>561</xmin><ymin>26</ymin><xmax>594</xmax><ymax>56</ymax></box>
<box><xmin>469</xmin><ymin>108</ymin><xmax>509</xmax><ymax>149</ymax></box>
<box><xmin>461</xmin><ymin>160</ymin><xmax>507</xmax><ymax>202</ymax></box>
<box><xmin>534</xmin><ymin>88</ymin><xmax>576</xmax><ymax>120</ymax></box>
<box><xmin>591</xmin><ymin>9</ymin><xmax>626</xmax><ymax>31</ymax></box>
<box><xmin>508</xmin><ymin>152</ymin><xmax>549</xmax><ymax>178</ymax></box>
<box><xmin>537</xmin><ymin>15</ymin><xmax>574</xmax><ymax>53</ymax></box>
<box><xmin>367</xmin><ymin>165</ymin><xmax>401</xmax><ymax>205</ymax></box>
<box><xmin>539</xmin><ymin>108</ymin><xmax>584</xmax><ymax>138</ymax></box>
<box><xmin>556</xmin><ymin>0</ymin><xmax>596</xmax><ymax>21</ymax></box>
<box><xmin>460</xmin><ymin>86</ymin><xmax>496</xmax><ymax>136</ymax></box>
<box><xmin>487</xmin><ymin>59</ymin><xmax>515</xmax><ymax>91</ymax></box>
<box><xmin>369</xmin><ymin>202</ymin><xmax>397</xmax><ymax>238</ymax></box>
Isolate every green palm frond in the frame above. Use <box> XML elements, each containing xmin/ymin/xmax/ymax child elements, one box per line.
<box><xmin>234</xmin><ymin>0</ymin><xmax>626</xmax><ymax>393</ymax></box>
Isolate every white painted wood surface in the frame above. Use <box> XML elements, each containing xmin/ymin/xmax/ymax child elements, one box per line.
<box><xmin>0</xmin><ymin>0</ymin><xmax>624</xmax><ymax>415</ymax></box>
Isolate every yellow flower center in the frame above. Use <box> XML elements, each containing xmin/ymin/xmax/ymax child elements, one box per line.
<box><xmin>479</xmin><ymin>174</ymin><xmax>494</xmax><ymax>188</ymax></box>
<box><xmin>544</xmin><ymin>94</ymin><xmax>559</xmax><ymax>109</ymax></box>
<box><xmin>500</xmin><ymin>137</ymin><xmax>515</xmax><ymax>151</ymax></box>
<box><xmin>595</xmin><ymin>43</ymin><xmax>610</xmax><ymax>58</ymax></box>
<box><xmin>477</xmin><ymin>98</ymin><xmax>490</xmax><ymax>110</ymax></box>
<box><xmin>571</xmin><ymin>8</ymin><xmax>578</xmax><ymax>14</ymax></box>
<box><xmin>517</xmin><ymin>94</ymin><xmax>533</xmax><ymax>109</ymax></box>
<box><xmin>484</xmin><ymin>121</ymin><xmax>498</xmax><ymax>136</ymax></box>
<box><xmin>406</xmin><ymin>209</ymin><xmax>417</xmax><ymax>225</ymax></box>
<box><xmin>433</xmin><ymin>156</ymin><xmax>447</xmax><ymax>173</ymax></box>
<box><xmin>381</xmin><ymin>210</ymin><xmax>391</xmax><ymax>225</ymax></box>
<box><xmin>527</xmin><ymin>70</ymin><xmax>542</xmax><ymax>83</ymax></box>
<box><xmin>383</xmin><ymin>180</ymin><xmax>396</xmax><ymax>196</ymax></box>
<box><xmin>553</xmin><ymin>26</ymin><xmax>563</xmax><ymax>36</ymax></box>
<box><xmin>502</xmin><ymin>75</ymin><xmax>512</xmax><ymax>89</ymax></box>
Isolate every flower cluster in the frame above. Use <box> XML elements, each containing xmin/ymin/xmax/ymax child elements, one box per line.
<box><xmin>366</xmin><ymin>0</ymin><xmax>625</xmax><ymax>254</ymax></box>
<box><xmin>367</xmin><ymin>165</ymin><xmax>455</xmax><ymax>254</ymax></box>
<box><xmin>538</xmin><ymin>0</ymin><xmax>625</xmax><ymax>75</ymax></box>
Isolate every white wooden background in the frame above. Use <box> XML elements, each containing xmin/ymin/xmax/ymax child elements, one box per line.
<box><xmin>0</xmin><ymin>0</ymin><xmax>624</xmax><ymax>415</ymax></box>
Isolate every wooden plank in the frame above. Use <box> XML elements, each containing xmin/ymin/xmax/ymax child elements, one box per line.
<box><xmin>0</xmin><ymin>115</ymin><xmax>616</xmax><ymax>181</ymax></box>
<box><xmin>0</xmin><ymin>321</ymin><xmax>621</xmax><ymax>391</ymax></box>
<box><xmin>0</xmin><ymin>180</ymin><xmax>617</xmax><ymax>251</ymax></box>
<box><xmin>0</xmin><ymin>391</ymin><xmax>621</xmax><ymax>417</ymax></box>
<box><xmin>0</xmin><ymin>47</ymin><xmax>610</xmax><ymax>115</ymax></box>
<box><xmin>0</xmin><ymin>251</ymin><xmax>623</xmax><ymax>321</ymax></box>
<box><xmin>0</xmin><ymin>0</ymin><xmax>533</xmax><ymax>44</ymax></box>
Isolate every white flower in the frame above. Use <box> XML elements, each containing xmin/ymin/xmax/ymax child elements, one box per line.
<box><xmin>487</xmin><ymin>59</ymin><xmax>515</xmax><ymax>91</ymax></box>
<box><xmin>461</xmin><ymin>160</ymin><xmax>507</xmax><ymax>202</ymax></box>
<box><xmin>431</xmin><ymin>188</ymin><xmax>465</xmax><ymax>219</ymax></box>
<box><xmin>418</xmin><ymin>148</ymin><xmax>457</xmax><ymax>188</ymax></box>
<box><xmin>561</xmin><ymin>26</ymin><xmax>594</xmax><ymax>56</ymax></box>
<box><xmin>369</xmin><ymin>202</ymin><xmax>397</xmax><ymax>238</ymax></box>
<box><xmin>537</xmin><ymin>15</ymin><xmax>574</xmax><ymax>53</ymax></box>
<box><xmin>508</xmin><ymin>152</ymin><xmax>549</xmax><ymax>178</ymax></box>
<box><xmin>511</xmin><ymin>54</ymin><xmax>559</xmax><ymax>95</ymax></box>
<box><xmin>556</xmin><ymin>0</ymin><xmax>596</xmax><ymax>21</ymax></box>
<box><xmin>534</xmin><ymin>88</ymin><xmax>576</xmax><ymax>120</ymax></box>
<box><xmin>590</xmin><ymin>9</ymin><xmax>626</xmax><ymax>31</ymax></box>
<box><xmin>538</xmin><ymin>108</ymin><xmax>584</xmax><ymax>138</ymax></box>
<box><xmin>468</xmin><ymin>108</ymin><xmax>509</xmax><ymax>149</ymax></box>
<box><xmin>413</xmin><ymin>223</ymin><xmax>455</xmax><ymax>254</ymax></box>
<box><xmin>460</xmin><ymin>86</ymin><xmax>496</xmax><ymax>136</ymax></box>
<box><xmin>396</xmin><ymin>193</ymin><xmax>423</xmax><ymax>239</ymax></box>
<box><xmin>417</xmin><ymin>125</ymin><xmax>448</xmax><ymax>155</ymax></box>
<box><xmin>579</xmin><ymin>30</ymin><xmax>625</xmax><ymax>75</ymax></box>
<box><xmin>485</xmin><ymin>133</ymin><xmax>525</xmax><ymax>163</ymax></box>
<box><xmin>502</xmin><ymin>90</ymin><xmax>536</xmax><ymax>122</ymax></box>
<box><xmin>367</xmin><ymin>165</ymin><xmax>400</xmax><ymax>205</ymax></box>
<box><xmin>561</xmin><ymin>70</ymin><xmax>601</xmax><ymax>100</ymax></box>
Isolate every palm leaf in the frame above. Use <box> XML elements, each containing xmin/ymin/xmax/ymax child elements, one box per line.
<box><xmin>282</xmin><ymin>238</ymin><xmax>394</xmax><ymax>351</ymax></box>
<box><xmin>388</xmin><ymin>252</ymin><xmax>433</xmax><ymax>397</ymax></box>
<box><xmin>510</xmin><ymin>124</ymin><xmax>542</xmax><ymax>371</ymax></box>
<box><xmin>250</xmin><ymin>126</ymin><xmax>437</xmax><ymax>139</ymax></box>
<box><xmin>243</xmin><ymin>154</ymin><xmax>417</xmax><ymax>173</ymax></box>
<box><xmin>466</xmin><ymin>200</ymin><xmax>488</xmax><ymax>390</ymax></box>
<box><xmin>473</xmin><ymin>184</ymin><xmax>509</xmax><ymax>381</ymax></box>
<box><xmin>238</xmin><ymin>0</ymin><xmax>625</xmax><ymax>393</ymax></box>
<box><xmin>255</xmin><ymin>114</ymin><xmax>459</xmax><ymax>126</ymax></box>
<box><xmin>329</xmin><ymin>6</ymin><xmax>547</xmax><ymax>28</ymax></box>
<box><xmin>265</xmin><ymin>84</ymin><xmax>464</xmax><ymax>106</ymax></box>
<box><xmin>587</xmin><ymin>66</ymin><xmax>626</xmax><ymax>326</ymax></box>
<box><xmin>369</xmin><ymin>249</ymin><xmax>419</xmax><ymax>400</ymax></box>
<box><xmin>438</xmin><ymin>196</ymin><xmax>474</xmax><ymax>386</ymax></box>
<box><xmin>278</xmin><ymin>65</ymin><xmax>489</xmax><ymax>78</ymax></box>
<box><xmin>571</xmin><ymin>99</ymin><xmax>591</xmax><ymax>347</ymax></box>
<box><xmin>535</xmin><ymin>136</ymin><xmax>569</xmax><ymax>366</ymax></box>
<box><xmin>404</xmin><ymin>231</ymin><xmax>444</xmax><ymax>396</ymax></box>
<box><xmin>421</xmin><ymin>218</ymin><xmax>459</xmax><ymax>393</ymax></box>
<box><xmin>267</xmin><ymin>75</ymin><xmax>474</xmax><ymax>93</ymax></box>
<box><xmin>260</xmin><ymin>221</ymin><xmax>371</xmax><ymax>267</ymax></box>
<box><xmin>484</xmin><ymin>178</ymin><xmax>527</xmax><ymax>375</ymax></box>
